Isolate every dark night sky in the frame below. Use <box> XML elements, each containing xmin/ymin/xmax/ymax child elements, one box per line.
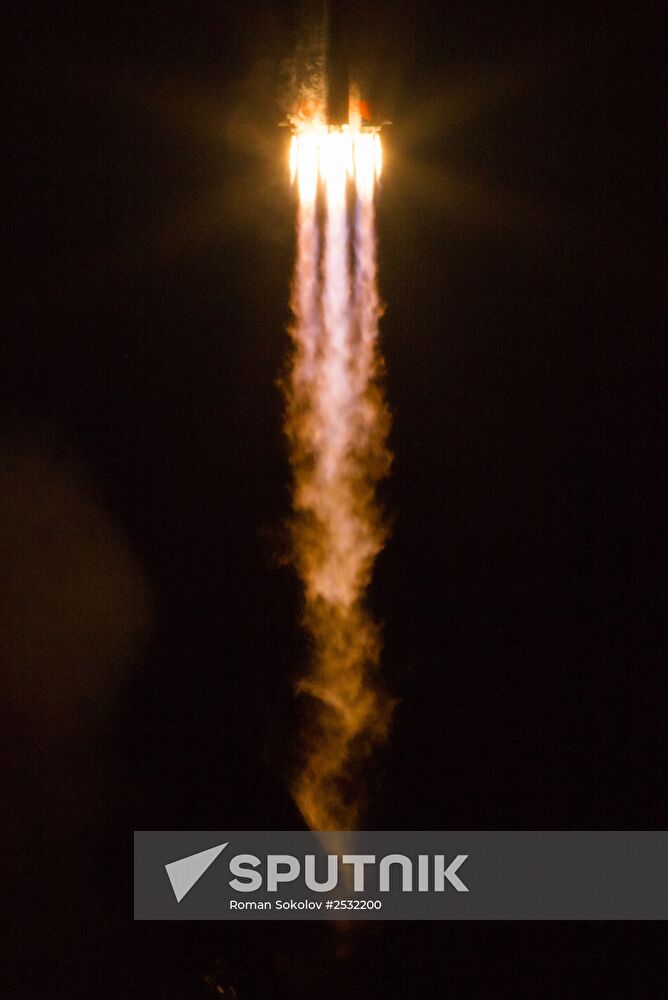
<box><xmin>3</xmin><ymin>2</ymin><xmax>665</xmax><ymax>998</ymax></box>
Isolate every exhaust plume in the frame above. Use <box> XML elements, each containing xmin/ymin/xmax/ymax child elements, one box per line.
<box><xmin>285</xmin><ymin>121</ymin><xmax>393</xmax><ymax>830</ymax></box>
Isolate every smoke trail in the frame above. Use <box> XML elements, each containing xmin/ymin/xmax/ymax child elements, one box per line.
<box><xmin>286</xmin><ymin>128</ymin><xmax>393</xmax><ymax>831</ymax></box>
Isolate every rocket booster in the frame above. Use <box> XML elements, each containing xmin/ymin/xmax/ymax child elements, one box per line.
<box><xmin>287</xmin><ymin>2</ymin><xmax>386</xmax><ymax>132</ymax></box>
<box><xmin>325</xmin><ymin>2</ymin><xmax>350</xmax><ymax>126</ymax></box>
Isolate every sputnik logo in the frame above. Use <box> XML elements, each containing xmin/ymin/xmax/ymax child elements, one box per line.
<box><xmin>165</xmin><ymin>842</ymin><xmax>228</xmax><ymax>902</ymax></box>
<box><xmin>164</xmin><ymin>841</ymin><xmax>470</xmax><ymax>900</ymax></box>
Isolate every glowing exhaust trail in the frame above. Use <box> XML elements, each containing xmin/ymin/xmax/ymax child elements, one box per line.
<box><xmin>286</xmin><ymin>119</ymin><xmax>393</xmax><ymax>830</ymax></box>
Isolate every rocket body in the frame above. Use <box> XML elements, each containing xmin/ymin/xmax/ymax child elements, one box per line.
<box><xmin>325</xmin><ymin>2</ymin><xmax>350</xmax><ymax>125</ymax></box>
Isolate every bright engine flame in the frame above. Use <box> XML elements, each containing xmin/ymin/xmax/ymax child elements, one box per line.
<box><xmin>289</xmin><ymin>123</ymin><xmax>383</xmax><ymax>204</ymax></box>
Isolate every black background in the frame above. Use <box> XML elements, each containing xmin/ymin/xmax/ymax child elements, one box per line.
<box><xmin>4</xmin><ymin>1</ymin><xmax>665</xmax><ymax>997</ymax></box>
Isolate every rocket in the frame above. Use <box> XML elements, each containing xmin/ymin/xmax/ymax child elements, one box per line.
<box><xmin>326</xmin><ymin>2</ymin><xmax>388</xmax><ymax>129</ymax></box>
<box><xmin>325</xmin><ymin>1</ymin><xmax>350</xmax><ymax>126</ymax></box>
<box><xmin>286</xmin><ymin>1</ymin><xmax>388</xmax><ymax>132</ymax></box>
